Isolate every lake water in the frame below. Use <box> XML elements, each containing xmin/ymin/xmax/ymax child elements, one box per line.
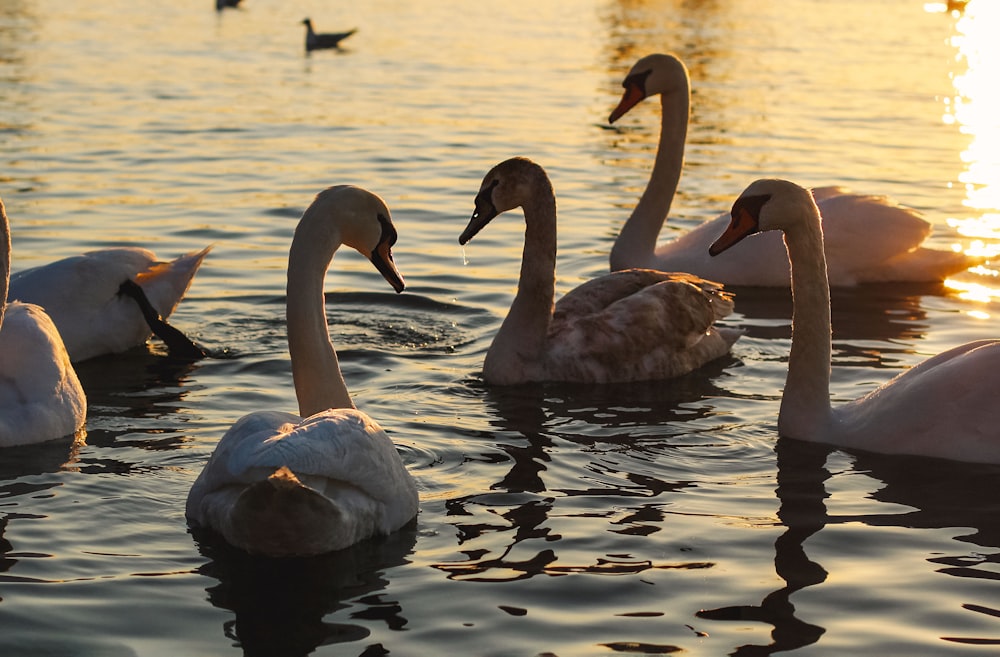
<box><xmin>2</xmin><ymin>0</ymin><xmax>1000</xmax><ymax>655</ymax></box>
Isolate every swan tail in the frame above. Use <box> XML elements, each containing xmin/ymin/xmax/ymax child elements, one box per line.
<box><xmin>715</xmin><ymin>326</ymin><xmax>744</xmax><ymax>349</ymax></box>
<box><xmin>226</xmin><ymin>466</ymin><xmax>349</xmax><ymax>557</ymax></box>
<box><xmin>856</xmin><ymin>247</ymin><xmax>985</xmax><ymax>283</ymax></box>
<box><xmin>134</xmin><ymin>246</ymin><xmax>211</xmax><ymax>319</ymax></box>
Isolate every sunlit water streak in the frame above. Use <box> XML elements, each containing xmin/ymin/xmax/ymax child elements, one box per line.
<box><xmin>1</xmin><ymin>0</ymin><xmax>1000</xmax><ymax>655</ymax></box>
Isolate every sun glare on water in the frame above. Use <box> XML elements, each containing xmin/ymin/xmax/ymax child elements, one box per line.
<box><xmin>932</xmin><ymin>1</ymin><xmax>1000</xmax><ymax>308</ymax></box>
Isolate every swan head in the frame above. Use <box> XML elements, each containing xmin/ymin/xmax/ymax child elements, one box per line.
<box><xmin>709</xmin><ymin>179</ymin><xmax>818</xmax><ymax>256</ymax></box>
<box><xmin>314</xmin><ymin>185</ymin><xmax>405</xmax><ymax>292</ymax></box>
<box><xmin>459</xmin><ymin>157</ymin><xmax>550</xmax><ymax>245</ymax></box>
<box><xmin>609</xmin><ymin>53</ymin><xmax>689</xmax><ymax>123</ymax></box>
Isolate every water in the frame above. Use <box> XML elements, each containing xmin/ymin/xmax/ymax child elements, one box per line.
<box><xmin>2</xmin><ymin>0</ymin><xmax>1000</xmax><ymax>655</ymax></box>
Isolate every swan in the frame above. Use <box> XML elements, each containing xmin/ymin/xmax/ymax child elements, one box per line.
<box><xmin>710</xmin><ymin>178</ymin><xmax>1000</xmax><ymax>464</ymax></box>
<box><xmin>9</xmin><ymin>244</ymin><xmax>209</xmax><ymax>362</ymax></box>
<box><xmin>609</xmin><ymin>53</ymin><xmax>980</xmax><ymax>286</ymax></box>
<box><xmin>0</xmin><ymin>197</ymin><xmax>86</xmax><ymax>447</ymax></box>
<box><xmin>186</xmin><ymin>185</ymin><xmax>418</xmax><ymax>557</ymax></box>
<box><xmin>301</xmin><ymin>18</ymin><xmax>356</xmax><ymax>52</ymax></box>
<box><xmin>459</xmin><ymin>157</ymin><xmax>740</xmax><ymax>385</ymax></box>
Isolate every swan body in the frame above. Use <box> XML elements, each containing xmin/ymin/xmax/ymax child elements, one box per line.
<box><xmin>0</xmin><ymin>198</ymin><xmax>86</xmax><ymax>446</ymax></box>
<box><xmin>186</xmin><ymin>185</ymin><xmax>417</xmax><ymax>557</ymax></box>
<box><xmin>610</xmin><ymin>53</ymin><xmax>980</xmax><ymax>286</ymax></box>
<box><xmin>710</xmin><ymin>178</ymin><xmax>1000</xmax><ymax>464</ymax></box>
<box><xmin>9</xmin><ymin>245</ymin><xmax>209</xmax><ymax>362</ymax></box>
<box><xmin>301</xmin><ymin>18</ymin><xmax>356</xmax><ymax>52</ymax></box>
<box><xmin>460</xmin><ymin>157</ymin><xmax>740</xmax><ymax>385</ymax></box>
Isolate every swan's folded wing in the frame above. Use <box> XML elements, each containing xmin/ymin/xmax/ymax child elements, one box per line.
<box><xmin>549</xmin><ymin>275</ymin><xmax>730</xmax><ymax>366</ymax></box>
<box><xmin>186</xmin><ymin>408</ymin><xmax>415</xmax><ymax>518</ymax></box>
<box><xmin>554</xmin><ymin>269</ymin><xmax>730</xmax><ymax>322</ymax></box>
<box><xmin>818</xmin><ymin>193</ymin><xmax>930</xmax><ymax>264</ymax></box>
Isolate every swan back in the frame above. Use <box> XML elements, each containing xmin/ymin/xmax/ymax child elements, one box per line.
<box><xmin>186</xmin><ymin>409</ymin><xmax>418</xmax><ymax>555</ymax></box>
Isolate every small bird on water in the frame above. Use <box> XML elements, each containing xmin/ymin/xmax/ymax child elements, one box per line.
<box><xmin>301</xmin><ymin>18</ymin><xmax>357</xmax><ymax>52</ymax></box>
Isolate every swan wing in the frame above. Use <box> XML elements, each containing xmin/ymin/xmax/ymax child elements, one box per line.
<box><xmin>649</xmin><ymin>194</ymin><xmax>977</xmax><ymax>286</ymax></box>
<box><xmin>547</xmin><ymin>270</ymin><xmax>736</xmax><ymax>382</ymax></box>
<box><xmin>650</xmin><ymin>214</ymin><xmax>797</xmax><ymax>286</ymax></box>
<box><xmin>9</xmin><ymin>246</ymin><xmax>209</xmax><ymax>361</ymax></box>
<box><xmin>817</xmin><ymin>193</ymin><xmax>980</xmax><ymax>283</ymax></box>
<box><xmin>833</xmin><ymin>340</ymin><xmax>1000</xmax><ymax>463</ymax></box>
<box><xmin>186</xmin><ymin>408</ymin><xmax>417</xmax><ymax>554</ymax></box>
<box><xmin>0</xmin><ymin>302</ymin><xmax>86</xmax><ymax>446</ymax></box>
<box><xmin>554</xmin><ymin>268</ymin><xmax>732</xmax><ymax>321</ymax></box>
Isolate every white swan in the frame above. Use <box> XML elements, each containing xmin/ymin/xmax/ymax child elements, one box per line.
<box><xmin>186</xmin><ymin>185</ymin><xmax>418</xmax><ymax>557</ymax></box>
<box><xmin>609</xmin><ymin>53</ymin><xmax>980</xmax><ymax>286</ymax></box>
<box><xmin>0</xmin><ymin>197</ymin><xmax>86</xmax><ymax>447</ymax></box>
<box><xmin>710</xmin><ymin>178</ymin><xmax>1000</xmax><ymax>463</ymax></box>
<box><xmin>9</xmin><ymin>245</ymin><xmax>209</xmax><ymax>362</ymax></box>
<box><xmin>460</xmin><ymin>157</ymin><xmax>740</xmax><ymax>385</ymax></box>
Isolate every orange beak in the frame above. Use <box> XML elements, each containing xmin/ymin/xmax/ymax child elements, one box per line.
<box><xmin>609</xmin><ymin>80</ymin><xmax>647</xmax><ymax>123</ymax></box>
<box><xmin>709</xmin><ymin>206</ymin><xmax>760</xmax><ymax>256</ymax></box>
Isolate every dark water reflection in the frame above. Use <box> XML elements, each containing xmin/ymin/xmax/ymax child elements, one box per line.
<box><xmin>697</xmin><ymin>439</ymin><xmax>833</xmax><ymax>655</ymax></box>
<box><xmin>193</xmin><ymin>525</ymin><xmax>417</xmax><ymax>657</ymax></box>
<box><xmin>433</xmin><ymin>379</ymin><xmax>724</xmax><ymax>585</ymax></box>
<box><xmin>697</xmin><ymin>438</ymin><xmax>1000</xmax><ymax>655</ymax></box>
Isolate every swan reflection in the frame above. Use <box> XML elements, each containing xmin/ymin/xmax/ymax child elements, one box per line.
<box><xmin>433</xmin><ymin>381</ymin><xmax>721</xmax><ymax>583</ymax></box>
<box><xmin>193</xmin><ymin>526</ymin><xmax>416</xmax><ymax>656</ymax></box>
<box><xmin>697</xmin><ymin>438</ymin><xmax>1000</xmax><ymax>653</ymax></box>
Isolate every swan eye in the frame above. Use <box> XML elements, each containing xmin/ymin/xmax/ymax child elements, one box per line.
<box><xmin>376</xmin><ymin>213</ymin><xmax>397</xmax><ymax>249</ymax></box>
<box><xmin>732</xmin><ymin>194</ymin><xmax>771</xmax><ymax>224</ymax></box>
<box><xmin>623</xmin><ymin>68</ymin><xmax>652</xmax><ymax>93</ymax></box>
<box><xmin>473</xmin><ymin>179</ymin><xmax>500</xmax><ymax>219</ymax></box>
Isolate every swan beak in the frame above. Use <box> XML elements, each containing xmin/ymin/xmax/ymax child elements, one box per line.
<box><xmin>459</xmin><ymin>188</ymin><xmax>498</xmax><ymax>245</ymax></box>
<box><xmin>609</xmin><ymin>79</ymin><xmax>647</xmax><ymax>123</ymax></box>
<box><xmin>371</xmin><ymin>242</ymin><xmax>405</xmax><ymax>293</ymax></box>
<box><xmin>709</xmin><ymin>194</ymin><xmax>770</xmax><ymax>256</ymax></box>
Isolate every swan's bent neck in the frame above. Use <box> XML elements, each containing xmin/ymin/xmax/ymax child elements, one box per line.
<box><xmin>779</xmin><ymin>216</ymin><xmax>833</xmax><ymax>438</ymax></box>
<box><xmin>610</xmin><ymin>87</ymin><xmax>689</xmax><ymax>270</ymax></box>
<box><xmin>482</xmin><ymin>191</ymin><xmax>557</xmax><ymax>382</ymax></box>
<box><xmin>287</xmin><ymin>204</ymin><xmax>354</xmax><ymax>417</ymax></box>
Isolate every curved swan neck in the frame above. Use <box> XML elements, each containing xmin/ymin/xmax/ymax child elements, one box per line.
<box><xmin>483</xmin><ymin>187</ymin><xmax>557</xmax><ymax>378</ymax></box>
<box><xmin>286</xmin><ymin>202</ymin><xmax>354</xmax><ymax>417</ymax></box>
<box><xmin>779</xmin><ymin>215</ymin><xmax>833</xmax><ymax>437</ymax></box>
<box><xmin>610</xmin><ymin>86</ymin><xmax>689</xmax><ymax>269</ymax></box>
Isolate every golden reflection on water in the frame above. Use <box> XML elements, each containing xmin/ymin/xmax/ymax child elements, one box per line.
<box><xmin>930</xmin><ymin>0</ymin><xmax>1000</xmax><ymax>306</ymax></box>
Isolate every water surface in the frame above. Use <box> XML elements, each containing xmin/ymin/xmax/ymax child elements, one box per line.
<box><xmin>2</xmin><ymin>0</ymin><xmax>999</xmax><ymax>655</ymax></box>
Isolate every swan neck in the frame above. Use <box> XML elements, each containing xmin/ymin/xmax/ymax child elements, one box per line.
<box><xmin>286</xmin><ymin>206</ymin><xmax>355</xmax><ymax>417</ymax></box>
<box><xmin>611</xmin><ymin>89</ymin><xmax>689</xmax><ymax>269</ymax></box>
<box><xmin>485</xmin><ymin>192</ymin><xmax>556</xmax><ymax>374</ymax></box>
<box><xmin>780</xmin><ymin>218</ymin><xmax>833</xmax><ymax>437</ymax></box>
